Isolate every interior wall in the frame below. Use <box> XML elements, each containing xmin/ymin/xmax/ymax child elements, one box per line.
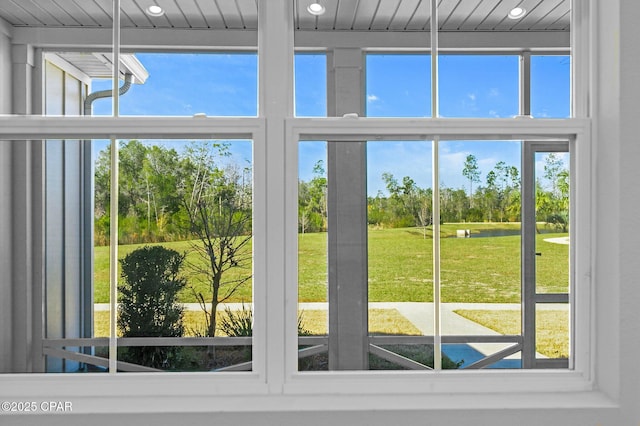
<box><xmin>618</xmin><ymin>0</ymin><xmax>640</xmax><ymax>422</ymax></box>
<box><xmin>0</xmin><ymin>22</ymin><xmax>13</xmax><ymax>373</ymax></box>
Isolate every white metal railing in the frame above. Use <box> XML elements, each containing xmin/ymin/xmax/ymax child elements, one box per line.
<box><xmin>42</xmin><ymin>333</ymin><xmax>567</xmax><ymax>372</ymax></box>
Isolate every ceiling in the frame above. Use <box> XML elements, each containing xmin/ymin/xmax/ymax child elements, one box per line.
<box><xmin>0</xmin><ymin>0</ymin><xmax>569</xmax><ymax>32</ymax></box>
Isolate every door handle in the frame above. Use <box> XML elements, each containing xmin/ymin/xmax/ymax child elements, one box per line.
<box><xmin>535</xmin><ymin>252</ymin><xmax>542</xmax><ymax>256</ymax></box>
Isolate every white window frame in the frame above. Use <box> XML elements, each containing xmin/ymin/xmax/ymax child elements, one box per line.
<box><xmin>283</xmin><ymin>117</ymin><xmax>593</xmax><ymax>397</ymax></box>
<box><xmin>0</xmin><ymin>117</ymin><xmax>269</xmax><ymax>396</ymax></box>
<box><xmin>0</xmin><ymin>0</ymin><xmax>620</xmax><ymax>416</ymax></box>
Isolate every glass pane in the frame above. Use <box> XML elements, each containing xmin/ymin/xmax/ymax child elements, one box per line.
<box><xmin>439</xmin><ymin>141</ymin><xmax>522</xmax><ymax>369</ymax></box>
<box><xmin>366</xmin><ymin>54</ymin><xmax>431</xmax><ymax>117</ymax></box>
<box><xmin>95</xmin><ymin>139</ymin><xmax>254</xmax><ymax>372</ymax></box>
<box><xmin>45</xmin><ymin>139</ymin><xmax>99</xmax><ymax>373</ymax></box>
<box><xmin>438</xmin><ymin>55</ymin><xmax>519</xmax><ymax>118</ymax></box>
<box><xmin>368</xmin><ymin>141</ymin><xmax>436</xmax><ymax>370</ymax></box>
<box><xmin>45</xmin><ymin>62</ymin><xmax>64</xmax><ymax>115</ymax></box>
<box><xmin>531</xmin><ymin>56</ymin><xmax>571</xmax><ymax>118</ymax></box>
<box><xmin>534</xmin><ymin>148</ymin><xmax>571</xmax><ymax>365</ymax></box>
<box><xmin>111</xmin><ymin>53</ymin><xmax>258</xmax><ymax>117</ymax></box>
<box><xmin>89</xmin><ymin>78</ymin><xmax>113</xmax><ymax>116</ymax></box>
<box><xmin>536</xmin><ymin>305</ymin><xmax>570</xmax><ymax>362</ymax></box>
<box><xmin>297</xmin><ymin>141</ymin><xmax>328</xmax><ymax>370</ymax></box>
<box><xmin>298</xmin><ymin>140</ymin><xmax>437</xmax><ymax>371</ymax></box>
<box><xmin>534</xmin><ymin>151</ymin><xmax>570</xmax><ymax>295</ymax></box>
<box><xmin>295</xmin><ymin>54</ymin><xmax>327</xmax><ymax>117</ymax></box>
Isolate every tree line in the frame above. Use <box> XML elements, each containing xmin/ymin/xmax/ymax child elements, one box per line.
<box><xmin>95</xmin><ymin>142</ymin><xmax>569</xmax><ymax>246</ymax></box>
<box><xmin>298</xmin><ymin>154</ymin><xmax>569</xmax><ymax>234</ymax></box>
<box><xmin>94</xmin><ymin>140</ymin><xmax>251</xmax><ymax>246</ymax></box>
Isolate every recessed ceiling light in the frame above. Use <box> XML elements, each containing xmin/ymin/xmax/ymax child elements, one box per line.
<box><xmin>307</xmin><ymin>2</ymin><xmax>325</xmax><ymax>16</ymax></box>
<box><xmin>508</xmin><ymin>7</ymin><xmax>526</xmax><ymax>19</ymax></box>
<box><xmin>146</xmin><ymin>5</ymin><xmax>164</xmax><ymax>17</ymax></box>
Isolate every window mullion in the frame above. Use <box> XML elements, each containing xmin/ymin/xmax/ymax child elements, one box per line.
<box><xmin>431</xmin><ymin>0</ymin><xmax>442</xmax><ymax>371</ymax></box>
<box><xmin>108</xmin><ymin>0</ymin><xmax>120</xmax><ymax>375</ymax></box>
<box><xmin>258</xmin><ymin>0</ymin><xmax>294</xmax><ymax>390</ymax></box>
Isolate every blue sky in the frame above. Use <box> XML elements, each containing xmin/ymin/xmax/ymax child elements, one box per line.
<box><xmin>92</xmin><ymin>52</ymin><xmax>570</xmax><ymax>195</ymax></box>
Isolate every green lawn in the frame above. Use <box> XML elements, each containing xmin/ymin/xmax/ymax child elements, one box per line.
<box><xmin>94</xmin><ymin>239</ymin><xmax>253</xmax><ymax>304</ymax></box>
<box><xmin>454</xmin><ymin>309</ymin><xmax>569</xmax><ymax>358</ymax></box>
<box><xmin>94</xmin><ymin>223</ymin><xmax>569</xmax><ymax>304</ymax></box>
<box><xmin>94</xmin><ymin>308</ymin><xmax>421</xmax><ymax>337</ymax></box>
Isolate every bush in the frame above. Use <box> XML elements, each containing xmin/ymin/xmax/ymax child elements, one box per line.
<box><xmin>219</xmin><ymin>304</ymin><xmax>253</xmax><ymax>337</ymax></box>
<box><xmin>218</xmin><ymin>304</ymin><xmax>310</xmax><ymax>337</ymax></box>
<box><xmin>118</xmin><ymin>246</ymin><xmax>186</xmax><ymax>369</ymax></box>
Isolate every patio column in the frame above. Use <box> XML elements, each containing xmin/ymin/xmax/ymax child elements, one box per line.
<box><xmin>327</xmin><ymin>48</ymin><xmax>368</xmax><ymax>370</ymax></box>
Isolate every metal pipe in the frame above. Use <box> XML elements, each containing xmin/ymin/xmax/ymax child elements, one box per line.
<box><xmin>83</xmin><ymin>72</ymin><xmax>133</xmax><ymax>116</ymax></box>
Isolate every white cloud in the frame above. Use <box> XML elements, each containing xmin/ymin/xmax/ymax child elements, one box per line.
<box><xmin>367</xmin><ymin>94</ymin><xmax>380</xmax><ymax>103</ymax></box>
<box><xmin>468</xmin><ymin>93</ymin><xmax>477</xmax><ymax>101</ymax></box>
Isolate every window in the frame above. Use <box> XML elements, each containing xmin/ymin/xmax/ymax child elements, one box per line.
<box><xmin>1</xmin><ymin>0</ymin><xmax>618</xmax><ymax>418</ymax></box>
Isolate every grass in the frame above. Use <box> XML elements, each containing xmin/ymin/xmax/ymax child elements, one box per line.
<box><xmin>94</xmin><ymin>239</ymin><xmax>253</xmax><ymax>304</ymax></box>
<box><xmin>299</xmin><ymin>223</ymin><xmax>568</xmax><ymax>303</ymax></box>
<box><xmin>454</xmin><ymin>309</ymin><xmax>569</xmax><ymax>358</ymax></box>
<box><xmin>95</xmin><ymin>223</ymin><xmax>569</xmax><ymax>304</ymax></box>
<box><xmin>299</xmin><ymin>309</ymin><xmax>423</xmax><ymax>335</ymax></box>
<box><xmin>94</xmin><ymin>310</ymin><xmax>210</xmax><ymax>337</ymax></box>
<box><xmin>94</xmin><ymin>308</ymin><xmax>420</xmax><ymax>337</ymax></box>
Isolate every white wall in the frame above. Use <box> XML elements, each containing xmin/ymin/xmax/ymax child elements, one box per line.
<box><xmin>617</xmin><ymin>0</ymin><xmax>640</xmax><ymax>422</ymax></box>
<box><xmin>0</xmin><ymin>19</ymin><xmax>13</xmax><ymax>374</ymax></box>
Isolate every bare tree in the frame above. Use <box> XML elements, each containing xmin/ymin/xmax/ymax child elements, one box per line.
<box><xmin>181</xmin><ymin>143</ymin><xmax>252</xmax><ymax>338</ymax></box>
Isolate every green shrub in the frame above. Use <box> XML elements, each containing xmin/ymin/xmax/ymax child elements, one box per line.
<box><xmin>217</xmin><ymin>304</ymin><xmax>310</xmax><ymax>337</ymax></box>
<box><xmin>219</xmin><ymin>304</ymin><xmax>253</xmax><ymax>337</ymax></box>
<box><xmin>118</xmin><ymin>245</ymin><xmax>186</xmax><ymax>369</ymax></box>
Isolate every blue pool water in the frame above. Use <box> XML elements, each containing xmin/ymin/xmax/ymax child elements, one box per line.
<box><xmin>442</xmin><ymin>344</ymin><xmax>521</xmax><ymax>369</ymax></box>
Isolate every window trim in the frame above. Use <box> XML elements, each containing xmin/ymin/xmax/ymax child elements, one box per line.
<box><xmin>0</xmin><ymin>115</ymin><xmax>269</xmax><ymax>385</ymax></box>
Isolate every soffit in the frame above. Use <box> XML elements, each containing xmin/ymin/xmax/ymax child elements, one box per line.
<box><xmin>47</xmin><ymin>52</ymin><xmax>149</xmax><ymax>83</ymax></box>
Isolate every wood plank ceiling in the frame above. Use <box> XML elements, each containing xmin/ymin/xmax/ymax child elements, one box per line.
<box><xmin>0</xmin><ymin>0</ymin><xmax>569</xmax><ymax>32</ymax></box>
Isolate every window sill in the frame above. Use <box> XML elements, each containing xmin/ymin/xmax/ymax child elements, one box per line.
<box><xmin>0</xmin><ymin>369</ymin><xmax>615</xmax><ymax>415</ymax></box>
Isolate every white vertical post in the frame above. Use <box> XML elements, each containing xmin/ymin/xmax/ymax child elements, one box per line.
<box><xmin>109</xmin><ymin>0</ymin><xmax>120</xmax><ymax>374</ymax></box>
<box><xmin>431</xmin><ymin>0</ymin><xmax>442</xmax><ymax>371</ymax></box>
<box><xmin>258</xmin><ymin>0</ymin><xmax>294</xmax><ymax>387</ymax></box>
<box><xmin>572</xmin><ymin>0</ymin><xmax>589</xmax><ymax>119</ymax></box>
